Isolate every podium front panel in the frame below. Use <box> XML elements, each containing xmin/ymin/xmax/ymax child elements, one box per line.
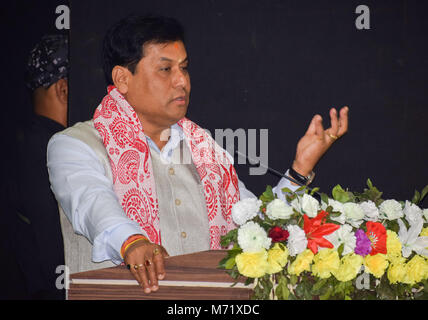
<box><xmin>68</xmin><ymin>250</ymin><xmax>253</xmax><ymax>300</ymax></box>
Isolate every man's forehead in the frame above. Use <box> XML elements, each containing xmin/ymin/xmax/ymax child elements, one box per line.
<box><xmin>142</xmin><ymin>41</ymin><xmax>187</xmax><ymax>63</ymax></box>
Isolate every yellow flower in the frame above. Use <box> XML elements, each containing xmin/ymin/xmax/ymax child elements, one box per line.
<box><xmin>266</xmin><ymin>243</ymin><xmax>289</xmax><ymax>274</ymax></box>
<box><xmin>333</xmin><ymin>253</ymin><xmax>364</xmax><ymax>282</ymax></box>
<box><xmin>387</xmin><ymin>262</ymin><xmax>407</xmax><ymax>284</ymax></box>
<box><xmin>403</xmin><ymin>255</ymin><xmax>427</xmax><ymax>285</ymax></box>
<box><xmin>311</xmin><ymin>249</ymin><xmax>340</xmax><ymax>279</ymax></box>
<box><xmin>235</xmin><ymin>250</ymin><xmax>268</xmax><ymax>278</ymax></box>
<box><xmin>288</xmin><ymin>249</ymin><xmax>314</xmax><ymax>276</ymax></box>
<box><xmin>420</xmin><ymin>228</ymin><xmax>428</xmax><ymax>251</ymax></box>
<box><xmin>364</xmin><ymin>254</ymin><xmax>389</xmax><ymax>278</ymax></box>
<box><xmin>386</xmin><ymin>230</ymin><xmax>402</xmax><ymax>264</ymax></box>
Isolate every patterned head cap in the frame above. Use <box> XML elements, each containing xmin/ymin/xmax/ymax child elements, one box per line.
<box><xmin>25</xmin><ymin>34</ymin><xmax>69</xmax><ymax>91</ymax></box>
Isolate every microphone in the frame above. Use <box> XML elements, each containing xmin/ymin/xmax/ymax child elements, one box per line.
<box><xmin>234</xmin><ymin>149</ymin><xmax>322</xmax><ymax>200</ymax></box>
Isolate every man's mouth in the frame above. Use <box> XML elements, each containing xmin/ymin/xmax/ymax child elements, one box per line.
<box><xmin>172</xmin><ymin>96</ymin><xmax>186</xmax><ymax>105</ymax></box>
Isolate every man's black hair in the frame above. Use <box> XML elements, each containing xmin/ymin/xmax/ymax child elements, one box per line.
<box><xmin>102</xmin><ymin>14</ymin><xmax>185</xmax><ymax>85</ymax></box>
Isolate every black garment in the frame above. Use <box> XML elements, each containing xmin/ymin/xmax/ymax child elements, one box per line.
<box><xmin>2</xmin><ymin>114</ymin><xmax>65</xmax><ymax>299</ymax></box>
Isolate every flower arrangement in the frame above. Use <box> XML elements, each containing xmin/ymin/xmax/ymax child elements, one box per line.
<box><xmin>219</xmin><ymin>180</ymin><xmax>428</xmax><ymax>300</ymax></box>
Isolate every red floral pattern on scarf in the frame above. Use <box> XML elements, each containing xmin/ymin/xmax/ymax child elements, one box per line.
<box><xmin>93</xmin><ymin>86</ymin><xmax>240</xmax><ymax>249</ymax></box>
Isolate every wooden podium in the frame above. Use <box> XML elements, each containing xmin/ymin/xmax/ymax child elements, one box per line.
<box><xmin>68</xmin><ymin>250</ymin><xmax>253</xmax><ymax>300</ymax></box>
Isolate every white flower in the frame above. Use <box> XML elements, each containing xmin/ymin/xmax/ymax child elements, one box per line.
<box><xmin>325</xmin><ymin>199</ymin><xmax>346</xmax><ymax>224</ymax></box>
<box><xmin>324</xmin><ymin>224</ymin><xmax>356</xmax><ymax>256</ymax></box>
<box><xmin>342</xmin><ymin>203</ymin><xmax>365</xmax><ymax>227</ymax></box>
<box><xmin>379</xmin><ymin>199</ymin><xmax>403</xmax><ymax>220</ymax></box>
<box><xmin>266</xmin><ymin>199</ymin><xmax>293</xmax><ymax>220</ymax></box>
<box><xmin>397</xmin><ymin>218</ymin><xmax>428</xmax><ymax>258</ymax></box>
<box><xmin>232</xmin><ymin>198</ymin><xmax>262</xmax><ymax>226</ymax></box>
<box><xmin>286</xmin><ymin>225</ymin><xmax>308</xmax><ymax>256</ymax></box>
<box><xmin>291</xmin><ymin>193</ymin><xmax>319</xmax><ymax>218</ymax></box>
<box><xmin>403</xmin><ymin>200</ymin><xmax>423</xmax><ymax>226</ymax></box>
<box><xmin>359</xmin><ymin>200</ymin><xmax>380</xmax><ymax>221</ymax></box>
<box><xmin>237</xmin><ymin>221</ymin><xmax>271</xmax><ymax>253</ymax></box>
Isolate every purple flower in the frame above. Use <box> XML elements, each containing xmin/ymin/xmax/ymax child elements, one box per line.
<box><xmin>354</xmin><ymin>229</ymin><xmax>372</xmax><ymax>256</ymax></box>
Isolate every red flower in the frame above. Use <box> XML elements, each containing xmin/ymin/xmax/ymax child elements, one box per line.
<box><xmin>365</xmin><ymin>221</ymin><xmax>387</xmax><ymax>255</ymax></box>
<box><xmin>268</xmin><ymin>226</ymin><xmax>289</xmax><ymax>243</ymax></box>
<box><xmin>303</xmin><ymin>211</ymin><xmax>340</xmax><ymax>254</ymax></box>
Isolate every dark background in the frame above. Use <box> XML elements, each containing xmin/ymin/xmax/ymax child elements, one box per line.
<box><xmin>1</xmin><ymin>0</ymin><xmax>427</xmax><ymax>203</ymax></box>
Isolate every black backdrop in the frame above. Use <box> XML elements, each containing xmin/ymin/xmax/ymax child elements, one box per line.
<box><xmin>1</xmin><ymin>0</ymin><xmax>427</xmax><ymax>203</ymax></box>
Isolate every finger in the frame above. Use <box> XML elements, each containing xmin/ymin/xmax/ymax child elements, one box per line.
<box><xmin>313</xmin><ymin>114</ymin><xmax>324</xmax><ymax>138</ymax></box>
<box><xmin>128</xmin><ymin>263</ymin><xmax>144</xmax><ymax>288</ymax></box>
<box><xmin>337</xmin><ymin>106</ymin><xmax>349</xmax><ymax>136</ymax></box>
<box><xmin>136</xmin><ymin>264</ymin><xmax>152</xmax><ymax>294</ymax></box>
<box><xmin>305</xmin><ymin>114</ymin><xmax>322</xmax><ymax>136</ymax></box>
<box><xmin>153</xmin><ymin>247</ymin><xmax>167</xmax><ymax>280</ymax></box>
<box><xmin>328</xmin><ymin>108</ymin><xmax>339</xmax><ymax>136</ymax></box>
<box><xmin>144</xmin><ymin>258</ymin><xmax>159</xmax><ymax>291</ymax></box>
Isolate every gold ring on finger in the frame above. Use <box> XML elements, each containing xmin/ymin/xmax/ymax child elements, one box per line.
<box><xmin>153</xmin><ymin>248</ymin><xmax>160</xmax><ymax>256</ymax></box>
<box><xmin>145</xmin><ymin>259</ymin><xmax>152</xmax><ymax>268</ymax></box>
<box><xmin>133</xmin><ymin>264</ymin><xmax>139</xmax><ymax>270</ymax></box>
<box><xmin>328</xmin><ymin>134</ymin><xmax>338</xmax><ymax>140</ymax></box>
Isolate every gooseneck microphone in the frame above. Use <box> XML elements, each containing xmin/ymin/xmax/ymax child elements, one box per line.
<box><xmin>234</xmin><ymin>149</ymin><xmax>322</xmax><ymax>200</ymax></box>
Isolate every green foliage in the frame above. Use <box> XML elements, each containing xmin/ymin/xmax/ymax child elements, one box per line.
<box><xmin>275</xmin><ymin>274</ymin><xmax>290</xmax><ymax>300</ymax></box>
<box><xmin>260</xmin><ymin>185</ymin><xmax>275</xmax><ymax>203</ymax></box>
<box><xmin>332</xmin><ymin>184</ymin><xmax>355</xmax><ymax>203</ymax></box>
<box><xmin>218</xmin><ymin>243</ymin><xmax>241</xmax><ymax>270</ymax></box>
<box><xmin>220</xmin><ymin>228</ymin><xmax>238</xmax><ymax>248</ymax></box>
<box><xmin>353</xmin><ymin>178</ymin><xmax>383</xmax><ymax>205</ymax></box>
<box><xmin>412</xmin><ymin>184</ymin><xmax>428</xmax><ymax>205</ymax></box>
<box><xmin>251</xmin><ymin>275</ymin><xmax>274</xmax><ymax>300</ymax></box>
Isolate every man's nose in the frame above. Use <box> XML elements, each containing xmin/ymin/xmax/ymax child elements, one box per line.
<box><xmin>172</xmin><ymin>68</ymin><xmax>188</xmax><ymax>89</ymax></box>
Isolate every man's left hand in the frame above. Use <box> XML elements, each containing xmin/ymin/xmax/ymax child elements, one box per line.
<box><xmin>292</xmin><ymin>106</ymin><xmax>349</xmax><ymax>177</ymax></box>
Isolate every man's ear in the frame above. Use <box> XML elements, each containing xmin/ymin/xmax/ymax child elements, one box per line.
<box><xmin>55</xmin><ymin>78</ymin><xmax>68</xmax><ymax>105</ymax></box>
<box><xmin>111</xmin><ymin>66</ymin><xmax>131</xmax><ymax>94</ymax></box>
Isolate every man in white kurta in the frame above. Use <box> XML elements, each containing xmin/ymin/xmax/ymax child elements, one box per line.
<box><xmin>47</xmin><ymin>14</ymin><xmax>348</xmax><ymax>294</ymax></box>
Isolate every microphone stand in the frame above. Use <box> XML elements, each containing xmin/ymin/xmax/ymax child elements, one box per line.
<box><xmin>234</xmin><ymin>150</ymin><xmax>322</xmax><ymax>201</ymax></box>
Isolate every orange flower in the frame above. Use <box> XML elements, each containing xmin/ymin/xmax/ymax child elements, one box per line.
<box><xmin>303</xmin><ymin>211</ymin><xmax>340</xmax><ymax>254</ymax></box>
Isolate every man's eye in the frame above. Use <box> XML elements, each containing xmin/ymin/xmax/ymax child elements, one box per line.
<box><xmin>160</xmin><ymin>67</ymin><xmax>171</xmax><ymax>72</ymax></box>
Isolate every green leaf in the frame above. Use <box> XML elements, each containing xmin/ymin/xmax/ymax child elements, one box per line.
<box><xmin>332</xmin><ymin>185</ymin><xmax>350</xmax><ymax>203</ymax></box>
<box><xmin>319</xmin><ymin>286</ymin><xmax>333</xmax><ymax>300</ymax></box>
<box><xmin>245</xmin><ymin>277</ymin><xmax>255</xmax><ymax>286</ymax></box>
<box><xmin>220</xmin><ymin>228</ymin><xmax>238</xmax><ymax>247</ymax></box>
<box><xmin>311</xmin><ymin>278</ymin><xmax>328</xmax><ymax>295</ymax></box>
<box><xmin>418</xmin><ymin>185</ymin><xmax>428</xmax><ymax>204</ymax></box>
<box><xmin>337</xmin><ymin>243</ymin><xmax>345</xmax><ymax>257</ymax></box>
<box><xmin>224</xmin><ymin>257</ymin><xmax>236</xmax><ymax>269</ymax></box>
<box><xmin>412</xmin><ymin>190</ymin><xmax>420</xmax><ymax>204</ymax></box>
<box><xmin>276</xmin><ymin>275</ymin><xmax>290</xmax><ymax>300</ymax></box>
<box><xmin>320</xmin><ymin>192</ymin><xmax>329</xmax><ymax>205</ymax></box>
<box><xmin>281</xmin><ymin>187</ymin><xmax>294</xmax><ymax>195</ymax></box>
<box><xmin>363</xmin><ymin>178</ymin><xmax>383</xmax><ymax>204</ymax></box>
<box><xmin>296</xmin><ymin>185</ymin><xmax>308</xmax><ymax>194</ymax></box>
<box><xmin>260</xmin><ymin>185</ymin><xmax>275</xmax><ymax>203</ymax></box>
<box><xmin>310</xmin><ymin>187</ymin><xmax>320</xmax><ymax>196</ymax></box>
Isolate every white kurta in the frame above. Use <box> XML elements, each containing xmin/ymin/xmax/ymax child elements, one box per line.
<box><xmin>47</xmin><ymin>120</ymin><xmax>298</xmax><ymax>273</ymax></box>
